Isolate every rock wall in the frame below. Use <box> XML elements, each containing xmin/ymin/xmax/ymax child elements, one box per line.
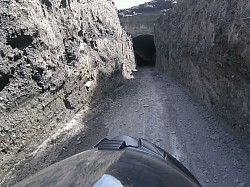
<box><xmin>155</xmin><ymin>0</ymin><xmax>250</xmax><ymax>130</ymax></box>
<box><xmin>119</xmin><ymin>11</ymin><xmax>161</xmax><ymax>37</ymax></box>
<box><xmin>0</xmin><ymin>0</ymin><xmax>135</xmax><ymax>183</ymax></box>
<box><xmin>118</xmin><ymin>0</ymin><xmax>173</xmax><ymax>37</ymax></box>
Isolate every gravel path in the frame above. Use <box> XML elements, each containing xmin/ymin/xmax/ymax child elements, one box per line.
<box><xmin>102</xmin><ymin>67</ymin><xmax>250</xmax><ymax>187</ymax></box>
<box><xmin>8</xmin><ymin>67</ymin><xmax>250</xmax><ymax>187</ymax></box>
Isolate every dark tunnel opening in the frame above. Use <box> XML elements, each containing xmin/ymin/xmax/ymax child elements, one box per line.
<box><xmin>133</xmin><ymin>35</ymin><xmax>156</xmax><ymax>67</ymax></box>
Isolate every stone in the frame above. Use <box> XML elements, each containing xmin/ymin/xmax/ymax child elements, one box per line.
<box><xmin>222</xmin><ymin>174</ymin><xmax>228</xmax><ymax>180</ymax></box>
<box><xmin>210</xmin><ymin>134</ymin><xmax>220</xmax><ymax>140</ymax></box>
<box><xmin>77</xmin><ymin>141</ymin><xmax>82</xmax><ymax>145</ymax></box>
<box><xmin>239</xmin><ymin>182</ymin><xmax>246</xmax><ymax>187</ymax></box>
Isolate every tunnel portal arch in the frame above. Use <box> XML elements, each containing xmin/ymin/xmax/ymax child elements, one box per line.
<box><xmin>132</xmin><ymin>34</ymin><xmax>156</xmax><ymax>67</ymax></box>
<box><xmin>128</xmin><ymin>31</ymin><xmax>155</xmax><ymax>38</ymax></box>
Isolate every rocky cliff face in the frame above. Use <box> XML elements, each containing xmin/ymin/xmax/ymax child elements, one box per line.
<box><xmin>0</xmin><ymin>0</ymin><xmax>135</xmax><ymax>184</ymax></box>
<box><xmin>155</xmin><ymin>0</ymin><xmax>250</xmax><ymax>130</ymax></box>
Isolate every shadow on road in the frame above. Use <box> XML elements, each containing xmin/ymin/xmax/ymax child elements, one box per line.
<box><xmin>6</xmin><ymin>66</ymin><xmax>138</xmax><ymax>186</ymax></box>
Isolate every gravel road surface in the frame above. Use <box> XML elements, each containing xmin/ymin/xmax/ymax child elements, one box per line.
<box><xmin>102</xmin><ymin>67</ymin><xmax>250</xmax><ymax>187</ymax></box>
<box><xmin>8</xmin><ymin>67</ymin><xmax>250</xmax><ymax>187</ymax></box>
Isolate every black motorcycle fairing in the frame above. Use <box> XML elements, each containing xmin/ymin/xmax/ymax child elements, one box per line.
<box><xmin>94</xmin><ymin>135</ymin><xmax>201</xmax><ymax>186</ymax></box>
<box><xmin>13</xmin><ymin>136</ymin><xmax>202</xmax><ymax>187</ymax></box>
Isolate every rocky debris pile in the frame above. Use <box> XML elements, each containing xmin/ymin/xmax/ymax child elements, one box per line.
<box><xmin>155</xmin><ymin>0</ymin><xmax>250</xmax><ymax>131</ymax></box>
<box><xmin>0</xmin><ymin>0</ymin><xmax>135</xmax><ymax>184</ymax></box>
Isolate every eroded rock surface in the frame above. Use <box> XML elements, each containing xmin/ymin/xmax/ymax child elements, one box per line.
<box><xmin>0</xmin><ymin>0</ymin><xmax>135</xmax><ymax>184</ymax></box>
<box><xmin>155</xmin><ymin>0</ymin><xmax>250</xmax><ymax>131</ymax></box>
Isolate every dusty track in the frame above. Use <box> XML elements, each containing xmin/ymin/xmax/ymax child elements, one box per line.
<box><xmin>8</xmin><ymin>67</ymin><xmax>250</xmax><ymax>187</ymax></box>
<box><xmin>102</xmin><ymin>67</ymin><xmax>250</xmax><ymax>187</ymax></box>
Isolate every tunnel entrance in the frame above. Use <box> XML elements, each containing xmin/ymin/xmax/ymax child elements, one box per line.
<box><xmin>133</xmin><ymin>35</ymin><xmax>156</xmax><ymax>67</ymax></box>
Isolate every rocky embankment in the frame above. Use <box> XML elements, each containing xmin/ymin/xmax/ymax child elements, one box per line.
<box><xmin>0</xmin><ymin>0</ymin><xmax>135</xmax><ymax>184</ymax></box>
<box><xmin>155</xmin><ymin>0</ymin><xmax>250</xmax><ymax>132</ymax></box>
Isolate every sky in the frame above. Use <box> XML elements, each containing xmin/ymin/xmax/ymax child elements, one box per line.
<box><xmin>112</xmin><ymin>0</ymin><xmax>151</xmax><ymax>9</ymax></box>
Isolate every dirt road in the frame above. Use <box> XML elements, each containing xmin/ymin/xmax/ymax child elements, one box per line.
<box><xmin>102</xmin><ymin>67</ymin><xmax>250</xmax><ymax>187</ymax></box>
<box><xmin>7</xmin><ymin>67</ymin><xmax>250</xmax><ymax>187</ymax></box>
